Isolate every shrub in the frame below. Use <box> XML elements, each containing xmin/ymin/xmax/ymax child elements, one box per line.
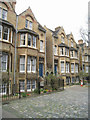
<box><xmin>2</xmin><ymin>95</ymin><xmax>8</xmax><ymax>98</ymax></box>
<box><xmin>21</xmin><ymin>92</ymin><xmax>27</xmax><ymax>97</ymax></box>
<box><xmin>34</xmin><ymin>89</ymin><xmax>39</xmax><ymax>94</ymax></box>
<box><xmin>43</xmin><ymin>90</ymin><xmax>46</xmax><ymax>93</ymax></box>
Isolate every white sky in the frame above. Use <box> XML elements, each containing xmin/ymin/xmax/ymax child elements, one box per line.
<box><xmin>15</xmin><ymin>0</ymin><xmax>89</xmax><ymax>42</ymax></box>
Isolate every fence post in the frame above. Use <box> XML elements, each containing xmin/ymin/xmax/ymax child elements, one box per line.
<box><xmin>19</xmin><ymin>83</ymin><xmax>21</xmax><ymax>99</ymax></box>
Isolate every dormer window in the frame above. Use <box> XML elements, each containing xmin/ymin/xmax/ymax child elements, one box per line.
<box><xmin>61</xmin><ymin>36</ymin><xmax>64</xmax><ymax>43</ymax></box>
<box><xmin>25</xmin><ymin>19</ymin><xmax>33</xmax><ymax>30</ymax></box>
<box><xmin>0</xmin><ymin>8</ymin><xmax>7</xmax><ymax>20</ymax></box>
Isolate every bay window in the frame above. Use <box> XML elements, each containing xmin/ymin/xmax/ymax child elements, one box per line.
<box><xmin>66</xmin><ymin>62</ymin><xmax>69</xmax><ymax>73</ymax></box>
<box><xmin>0</xmin><ymin>25</ymin><xmax>2</xmax><ymax>40</ymax></box>
<box><xmin>61</xmin><ymin>61</ymin><xmax>64</xmax><ymax>73</ymax></box>
<box><xmin>3</xmin><ymin>27</ymin><xmax>9</xmax><ymax>41</ymax></box>
<box><xmin>75</xmin><ymin>51</ymin><xmax>78</xmax><ymax>58</ymax></box>
<box><xmin>71</xmin><ymin>63</ymin><xmax>74</xmax><ymax>73</ymax></box>
<box><xmin>27</xmin><ymin>56</ymin><xmax>31</xmax><ymax>72</ymax></box>
<box><xmin>20</xmin><ymin>34</ymin><xmax>26</xmax><ymax>46</ymax></box>
<box><xmin>20</xmin><ymin>56</ymin><xmax>25</xmax><ymax>72</ymax></box>
<box><xmin>86</xmin><ymin>66</ymin><xmax>88</xmax><ymax>73</ymax></box>
<box><xmin>33</xmin><ymin>36</ymin><xmax>36</xmax><ymax>48</ymax></box>
<box><xmin>27</xmin><ymin>80</ymin><xmax>31</xmax><ymax>91</ymax></box>
<box><xmin>75</xmin><ymin>64</ymin><xmax>78</xmax><ymax>73</ymax></box>
<box><xmin>28</xmin><ymin>34</ymin><xmax>31</xmax><ymax>46</ymax></box>
<box><xmin>60</xmin><ymin>47</ymin><xmax>64</xmax><ymax>55</ymax></box>
<box><xmin>32</xmin><ymin>57</ymin><xmax>36</xmax><ymax>73</ymax></box>
<box><xmin>32</xmin><ymin>80</ymin><xmax>36</xmax><ymax>91</ymax></box>
<box><xmin>19</xmin><ymin>80</ymin><xmax>25</xmax><ymax>92</ymax></box>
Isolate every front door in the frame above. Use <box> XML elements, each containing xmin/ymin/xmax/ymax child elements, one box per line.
<box><xmin>39</xmin><ymin>63</ymin><xmax>43</xmax><ymax>77</ymax></box>
<box><xmin>54</xmin><ymin>65</ymin><xmax>57</xmax><ymax>75</ymax></box>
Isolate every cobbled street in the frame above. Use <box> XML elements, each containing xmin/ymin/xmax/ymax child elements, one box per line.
<box><xmin>2</xmin><ymin>85</ymin><xmax>88</xmax><ymax>118</ymax></box>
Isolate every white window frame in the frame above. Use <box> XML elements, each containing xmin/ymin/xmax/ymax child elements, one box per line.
<box><xmin>0</xmin><ymin>25</ymin><xmax>2</xmax><ymax>40</ymax></box>
<box><xmin>40</xmin><ymin>40</ymin><xmax>44</xmax><ymax>52</ymax></box>
<box><xmin>20</xmin><ymin>56</ymin><xmax>25</xmax><ymax>73</ymax></box>
<box><xmin>20</xmin><ymin>34</ymin><xmax>26</xmax><ymax>46</ymax></box>
<box><xmin>32</xmin><ymin>80</ymin><xmax>36</xmax><ymax>91</ymax></box>
<box><xmin>86</xmin><ymin>66</ymin><xmax>88</xmax><ymax>73</ymax></box>
<box><xmin>1</xmin><ymin>54</ymin><xmax>8</xmax><ymax>72</ymax></box>
<box><xmin>0</xmin><ymin>83</ymin><xmax>7</xmax><ymax>95</ymax></box>
<box><xmin>28</xmin><ymin>34</ymin><xmax>31</xmax><ymax>46</ymax></box>
<box><xmin>27</xmin><ymin>56</ymin><xmax>31</xmax><ymax>73</ymax></box>
<box><xmin>33</xmin><ymin>36</ymin><xmax>36</xmax><ymax>48</ymax></box>
<box><xmin>61</xmin><ymin>61</ymin><xmax>64</xmax><ymax>73</ymax></box>
<box><xmin>19</xmin><ymin>80</ymin><xmax>25</xmax><ymax>92</ymax></box>
<box><xmin>32</xmin><ymin>57</ymin><xmax>36</xmax><ymax>73</ymax></box>
<box><xmin>71</xmin><ymin>63</ymin><xmax>74</xmax><ymax>73</ymax></box>
<box><xmin>3</xmin><ymin>27</ymin><xmax>9</xmax><ymax>41</ymax></box>
<box><xmin>75</xmin><ymin>64</ymin><xmax>78</xmax><ymax>73</ymax></box>
<box><xmin>29</xmin><ymin>21</ymin><xmax>32</xmax><ymax>30</ymax></box>
<box><xmin>2</xmin><ymin>9</ymin><xmax>7</xmax><ymax>20</ymax></box>
<box><xmin>27</xmin><ymin>80</ymin><xmax>31</xmax><ymax>92</ymax></box>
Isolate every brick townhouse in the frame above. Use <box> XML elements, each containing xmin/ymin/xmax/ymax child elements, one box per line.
<box><xmin>0</xmin><ymin>1</ymin><xmax>46</xmax><ymax>95</ymax></box>
<box><xmin>44</xmin><ymin>26</ymin><xmax>79</xmax><ymax>85</ymax></box>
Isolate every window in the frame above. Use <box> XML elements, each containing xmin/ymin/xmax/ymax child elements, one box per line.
<box><xmin>54</xmin><ymin>45</ymin><xmax>57</xmax><ymax>55</ymax></box>
<box><xmin>40</xmin><ymin>40</ymin><xmax>44</xmax><ymax>52</ymax></box>
<box><xmin>0</xmin><ymin>8</ymin><xmax>1</xmax><ymax>18</ymax></box>
<box><xmin>1</xmin><ymin>54</ymin><xmax>8</xmax><ymax>72</ymax></box>
<box><xmin>75</xmin><ymin>64</ymin><xmax>78</xmax><ymax>73</ymax></box>
<box><xmin>61</xmin><ymin>36</ymin><xmax>64</xmax><ymax>43</ymax></box>
<box><xmin>86</xmin><ymin>66</ymin><xmax>88</xmax><ymax>73</ymax></box>
<box><xmin>25</xmin><ymin>19</ymin><xmax>28</xmax><ymax>28</ymax></box>
<box><xmin>2</xmin><ymin>9</ymin><xmax>7</xmax><ymax>20</ymax></box>
<box><xmin>82</xmin><ymin>56</ymin><xmax>84</xmax><ymax>61</ymax></box>
<box><xmin>32</xmin><ymin>57</ymin><xmax>36</xmax><ymax>73</ymax></box>
<box><xmin>71</xmin><ymin>63</ymin><xmax>74</xmax><ymax>73</ymax></box>
<box><xmin>33</xmin><ymin>36</ymin><xmax>36</xmax><ymax>48</ymax></box>
<box><xmin>83</xmin><ymin>64</ymin><xmax>85</xmax><ymax>72</ymax></box>
<box><xmin>3</xmin><ymin>27</ymin><xmax>9</xmax><ymax>41</ymax></box>
<box><xmin>19</xmin><ymin>80</ymin><xmax>25</xmax><ymax>92</ymax></box>
<box><xmin>20</xmin><ymin>34</ymin><xmax>26</xmax><ymax>46</ymax></box>
<box><xmin>32</xmin><ymin>80</ymin><xmax>36</xmax><ymax>91</ymax></box>
<box><xmin>20</xmin><ymin>56</ymin><xmax>25</xmax><ymax>72</ymax></box>
<box><xmin>86</xmin><ymin>56</ymin><xmax>88</xmax><ymax>62</ymax></box>
<box><xmin>29</xmin><ymin>21</ymin><xmax>32</xmax><ymax>30</ymax></box>
<box><xmin>60</xmin><ymin>48</ymin><xmax>64</xmax><ymax>55</ymax></box>
<box><xmin>66</xmin><ymin>62</ymin><xmax>69</xmax><ymax>73</ymax></box>
<box><xmin>61</xmin><ymin>61</ymin><xmax>64</xmax><ymax>73</ymax></box>
<box><xmin>0</xmin><ymin>25</ymin><xmax>2</xmax><ymax>40</ymax></box>
<box><xmin>28</xmin><ymin>34</ymin><xmax>31</xmax><ymax>46</ymax></box>
<box><xmin>71</xmin><ymin>51</ymin><xmax>73</xmax><ymax>57</ymax></box>
<box><xmin>27</xmin><ymin>56</ymin><xmax>31</xmax><ymax>72</ymax></box>
<box><xmin>75</xmin><ymin>51</ymin><xmax>78</xmax><ymax>58</ymax></box>
<box><xmin>27</xmin><ymin>80</ymin><xmax>31</xmax><ymax>91</ymax></box>
<box><xmin>0</xmin><ymin>84</ymin><xmax>7</xmax><ymax>95</ymax></box>
<box><xmin>65</xmin><ymin>48</ymin><xmax>69</xmax><ymax>56</ymax></box>
<box><xmin>71</xmin><ymin>41</ymin><xmax>73</xmax><ymax>47</ymax></box>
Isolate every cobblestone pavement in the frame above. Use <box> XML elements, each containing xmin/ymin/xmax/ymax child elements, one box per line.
<box><xmin>2</xmin><ymin>85</ymin><xmax>88</xmax><ymax>118</ymax></box>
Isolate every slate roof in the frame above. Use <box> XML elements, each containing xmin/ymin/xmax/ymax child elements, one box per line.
<box><xmin>70</xmin><ymin>47</ymin><xmax>77</xmax><ymax>51</ymax></box>
<box><xmin>0</xmin><ymin>18</ymin><xmax>15</xmax><ymax>31</ymax></box>
<box><xmin>38</xmin><ymin>24</ymin><xmax>46</xmax><ymax>33</ymax></box>
<box><xmin>58</xmin><ymin>43</ymin><xmax>69</xmax><ymax>48</ymax></box>
<box><xmin>49</xmin><ymin>29</ymin><xmax>58</xmax><ymax>38</ymax></box>
<box><xmin>18</xmin><ymin>28</ymin><xmax>39</xmax><ymax>36</ymax></box>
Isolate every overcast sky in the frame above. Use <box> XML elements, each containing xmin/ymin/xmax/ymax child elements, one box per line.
<box><xmin>15</xmin><ymin>0</ymin><xmax>89</xmax><ymax>42</ymax></box>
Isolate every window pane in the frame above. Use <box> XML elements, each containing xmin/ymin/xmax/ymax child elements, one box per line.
<box><xmin>29</xmin><ymin>22</ymin><xmax>32</xmax><ymax>30</ymax></box>
<box><xmin>2</xmin><ymin>54</ymin><xmax>7</xmax><ymax>71</ymax></box>
<box><xmin>20</xmin><ymin>34</ymin><xmax>26</xmax><ymax>45</ymax></box>
<box><xmin>27</xmin><ymin>80</ymin><xmax>31</xmax><ymax>90</ymax></box>
<box><xmin>2</xmin><ymin>9</ymin><xmax>7</xmax><ymax>20</ymax></box>
<box><xmin>3</xmin><ymin>27</ymin><xmax>9</xmax><ymax>41</ymax></box>
<box><xmin>27</xmin><ymin>56</ymin><xmax>31</xmax><ymax>72</ymax></box>
<box><xmin>40</xmin><ymin>40</ymin><xmax>43</xmax><ymax>51</ymax></box>
<box><xmin>0</xmin><ymin>8</ymin><xmax>1</xmax><ymax>18</ymax></box>
<box><xmin>33</xmin><ymin>36</ymin><xmax>36</xmax><ymax>48</ymax></box>
<box><xmin>20</xmin><ymin>81</ymin><xmax>25</xmax><ymax>91</ymax></box>
<box><xmin>28</xmin><ymin>34</ymin><xmax>31</xmax><ymax>46</ymax></box>
<box><xmin>0</xmin><ymin>25</ymin><xmax>2</xmax><ymax>39</ymax></box>
<box><xmin>25</xmin><ymin>20</ymin><xmax>28</xmax><ymax>28</ymax></box>
<box><xmin>20</xmin><ymin>56</ymin><xmax>25</xmax><ymax>72</ymax></box>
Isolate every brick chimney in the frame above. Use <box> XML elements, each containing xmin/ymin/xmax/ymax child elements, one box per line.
<box><xmin>78</xmin><ymin>39</ymin><xmax>83</xmax><ymax>44</ymax></box>
<box><xmin>55</xmin><ymin>26</ymin><xmax>61</xmax><ymax>31</ymax></box>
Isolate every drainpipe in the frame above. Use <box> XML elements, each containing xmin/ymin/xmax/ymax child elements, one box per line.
<box><xmin>13</xmin><ymin>15</ymin><xmax>18</xmax><ymax>94</ymax></box>
<box><xmin>45</xmin><ymin>32</ymin><xmax>46</xmax><ymax>75</ymax></box>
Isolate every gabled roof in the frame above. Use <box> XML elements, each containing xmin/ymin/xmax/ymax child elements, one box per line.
<box><xmin>18</xmin><ymin>28</ymin><xmax>39</xmax><ymax>36</ymax></box>
<box><xmin>58</xmin><ymin>43</ymin><xmax>69</xmax><ymax>48</ymax></box>
<box><xmin>48</xmin><ymin>29</ymin><xmax>58</xmax><ymax>38</ymax></box>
